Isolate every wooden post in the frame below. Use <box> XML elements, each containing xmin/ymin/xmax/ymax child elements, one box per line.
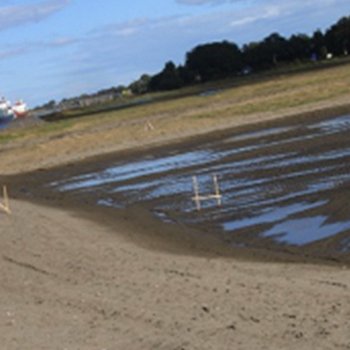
<box><xmin>145</xmin><ymin>120</ymin><xmax>155</xmax><ymax>131</ymax></box>
<box><xmin>0</xmin><ymin>185</ymin><xmax>11</xmax><ymax>215</ymax></box>
<box><xmin>213</xmin><ymin>174</ymin><xmax>222</xmax><ymax>206</ymax></box>
<box><xmin>192</xmin><ymin>176</ymin><xmax>201</xmax><ymax>211</ymax></box>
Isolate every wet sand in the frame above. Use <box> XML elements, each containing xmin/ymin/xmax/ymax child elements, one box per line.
<box><xmin>1</xmin><ymin>98</ymin><xmax>350</xmax><ymax>349</ymax></box>
<box><xmin>5</xmin><ymin>100</ymin><xmax>350</xmax><ymax>265</ymax></box>
<box><xmin>1</xmin><ymin>200</ymin><xmax>350</xmax><ymax>350</ymax></box>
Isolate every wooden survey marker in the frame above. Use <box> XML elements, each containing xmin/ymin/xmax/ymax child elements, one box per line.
<box><xmin>0</xmin><ymin>185</ymin><xmax>11</xmax><ymax>215</ymax></box>
<box><xmin>192</xmin><ymin>175</ymin><xmax>222</xmax><ymax>211</ymax></box>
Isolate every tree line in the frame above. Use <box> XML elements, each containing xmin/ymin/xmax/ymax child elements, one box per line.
<box><xmin>129</xmin><ymin>15</ymin><xmax>350</xmax><ymax>94</ymax></box>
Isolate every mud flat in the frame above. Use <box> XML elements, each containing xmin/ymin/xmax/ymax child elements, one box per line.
<box><xmin>6</xmin><ymin>101</ymin><xmax>350</xmax><ymax>265</ymax></box>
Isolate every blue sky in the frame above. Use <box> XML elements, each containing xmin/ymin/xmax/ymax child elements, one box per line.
<box><xmin>0</xmin><ymin>0</ymin><xmax>349</xmax><ymax>107</ymax></box>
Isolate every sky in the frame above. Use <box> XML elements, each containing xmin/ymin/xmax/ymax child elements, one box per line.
<box><xmin>0</xmin><ymin>0</ymin><xmax>349</xmax><ymax>107</ymax></box>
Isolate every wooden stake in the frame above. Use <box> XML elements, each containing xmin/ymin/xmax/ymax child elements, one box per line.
<box><xmin>192</xmin><ymin>175</ymin><xmax>222</xmax><ymax>211</ymax></box>
<box><xmin>213</xmin><ymin>174</ymin><xmax>222</xmax><ymax>206</ymax></box>
<box><xmin>192</xmin><ymin>176</ymin><xmax>201</xmax><ymax>211</ymax></box>
<box><xmin>145</xmin><ymin>120</ymin><xmax>155</xmax><ymax>131</ymax></box>
<box><xmin>0</xmin><ymin>185</ymin><xmax>11</xmax><ymax>215</ymax></box>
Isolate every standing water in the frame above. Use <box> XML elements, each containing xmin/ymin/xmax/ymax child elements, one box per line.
<box><xmin>50</xmin><ymin>113</ymin><xmax>350</xmax><ymax>255</ymax></box>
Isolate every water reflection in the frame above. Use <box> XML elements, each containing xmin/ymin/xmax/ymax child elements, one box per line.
<box><xmin>51</xmin><ymin>113</ymin><xmax>350</xmax><ymax>251</ymax></box>
<box><xmin>223</xmin><ymin>201</ymin><xmax>326</xmax><ymax>232</ymax></box>
<box><xmin>264</xmin><ymin>215</ymin><xmax>350</xmax><ymax>245</ymax></box>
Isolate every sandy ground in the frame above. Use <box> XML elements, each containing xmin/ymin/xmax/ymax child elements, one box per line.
<box><xmin>1</xmin><ymin>96</ymin><xmax>350</xmax><ymax>349</ymax></box>
<box><xmin>1</xmin><ymin>200</ymin><xmax>350</xmax><ymax>350</ymax></box>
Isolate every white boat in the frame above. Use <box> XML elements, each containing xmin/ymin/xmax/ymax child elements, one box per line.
<box><xmin>0</xmin><ymin>98</ymin><xmax>14</xmax><ymax>122</ymax></box>
<box><xmin>0</xmin><ymin>97</ymin><xmax>28</xmax><ymax>123</ymax></box>
<box><xmin>12</xmin><ymin>100</ymin><xmax>27</xmax><ymax>118</ymax></box>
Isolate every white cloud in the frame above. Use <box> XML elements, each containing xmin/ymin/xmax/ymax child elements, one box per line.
<box><xmin>99</xmin><ymin>18</ymin><xmax>149</xmax><ymax>37</ymax></box>
<box><xmin>93</xmin><ymin>16</ymin><xmax>187</xmax><ymax>38</ymax></box>
<box><xmin>0</xmin><ymin>0</ymin><xmax>70</xmax><ymax>31</ymax></box>
<box><xmin>47</xmin><ymin>37</ymin><xmax>77</xmax><ymax>47</ymax></box>
<box><xmin>230</xmin><ymin>5</ymin><xmax>281</xmax><ymax>27</ymax></box>
<box><xmin>0</xmin><ymin>36</ymin><xmax>77</xmax><ymax>60</ymax></box>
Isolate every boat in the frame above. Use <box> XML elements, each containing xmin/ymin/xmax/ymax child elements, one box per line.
<box><xmin>0</xmin><ymin>97</ymin><xmax>14</xmax><ymax>124</ymax></box>
<box><xmin>0</xmin><ymin>97</ymin><xmax>28</xmax><ymax>124</ymax></box>
<box><xmin>12</xmin><ymin>100</ymin><xmax>28</xmax><ymax>118</ymax></box>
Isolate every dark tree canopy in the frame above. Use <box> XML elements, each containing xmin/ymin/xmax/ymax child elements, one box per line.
<box><xmin>243</xmin><ymin>33</ymin><xmax>291</xmax><ymax>70</ymax></box>
<box><xmin>287</xmin><ymin>34</ymin><xmax>312</xmax><ymax>61</ymax></box>
<box><xmin>325</xmin><ymin>16</ymin><xmax>350</xmax><ymax>55</ymax></box>
<box><xmin>140</xmin><ymin>14</ymin><xmax>350</xmax><ymax>93</ymax></box>
<box><xmin>129</xmin><ymin>74</ymin><xmax>151</xmax><ymax>94</ymax></box>
<box><xmin>185</xmin><ymin>41</ymin><xmax>243</xmax><ymax>81</ymax></box>
<box><xmin>311</xmin><ymin>29</ymin><xmax>326</xmax><ymax>59</ymax></box>
<box><xmin>149</xmin><ymin>61</ymin><xmax>184</xmax><ymax>91</ymax></box>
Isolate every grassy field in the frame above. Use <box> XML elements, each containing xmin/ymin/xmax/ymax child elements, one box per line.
<box><xmin>1</xmin><ymin>58</ymin><xmax>350</xmax><ymax>150</ymax></box>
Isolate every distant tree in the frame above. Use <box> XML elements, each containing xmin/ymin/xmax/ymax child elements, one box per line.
<box><xmin>242</xmin><ymin>42</ymin><xmax>261</xmax><ymax>70</ymax></box>
<box><xmin>311</xmin><ymin>29</ymin><xmax>327</xmax><ymax>59</ymax></box>
<box><xmin>96</xmin><ymin>86</ymin><xmax>122</xmax><ymax>96</ymax></box>
<box><xmin>287</xmin><ymin>34</ymin><xmax>312</xmax><ymax>61</ymax></box>
<box><xmin>262</xmin><ymin>33</ymin><xmax>289</xmax><ymax>64</ymax></box>
<box><xmin>177</xmin><ymin>64</ymin><xmax>197</xmax><ymax>85</ymax></box>
<box><xmin>115</xmin><ymin>85</ymin><xmax>127</xmax><ymax>93</ymax></box>
<box><xmin>39</xmin><ymin>99</ymin><xmax>56</xmax><ymax>109</ymax></box>
<box><xmin>243</xmin><ymin>33</ymin><xmax>289</xmax><ymax>70</ymax></box>
<box><xmin>185</xmin><ymin>41</ymin><xmax>243</xmax><ymax>81</ymax></box>
<box><xmin>325</xmin><ymin>16</ymin><xmax>350</xmax><ymax>55</ymax></box>
<box><xmin>129</xmin><ymin>74</ymin><xmax>151</xmax><ymax>94</ymax></box>
<box><xmin>149</xmin><ymin>61</ymin><xmax>184</xmax><ymax>91</ymax></box>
